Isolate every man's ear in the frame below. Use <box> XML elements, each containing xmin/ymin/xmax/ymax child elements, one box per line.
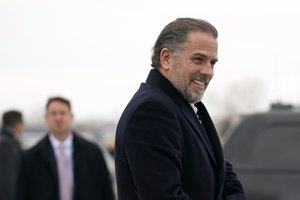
<box><xmin>160</xmin><ymin>48</ymin><xmax>173</xmax><ymax>71</ymax></box>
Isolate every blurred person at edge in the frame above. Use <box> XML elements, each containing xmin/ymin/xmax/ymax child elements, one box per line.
<box><xmin>17</xmin><ymin>96</ymin><xmax>115</xmax><ymax>200</ymax></box>
<box><xmin>115</xmin><ymin>18</ymin><xmax>246</xmax><ymax>200</ymax></box>
<box><xmin>0</xmin><ymin>110</ymin><xmax>24</xmax><ymax>200</ymax></box>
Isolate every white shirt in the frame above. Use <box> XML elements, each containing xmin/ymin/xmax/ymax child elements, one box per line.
<box><xmin>49</xmin><ymin>133</ymin><xmax>74</xmax><ymax>192</ymax></box>
<box><xmin>190</xmin><ymin>103</ymin><xmax>202</xmax><ymax>123</ymax></box>
<box><xmin>190</xmin><ymin>103</ymin><xmax>198</xmax><ymax>114</ymax></box>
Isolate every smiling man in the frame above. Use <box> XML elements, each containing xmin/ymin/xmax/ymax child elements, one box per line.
<box><xmin>17</xmin><ymin>96</ymin><xmax>115</xmax><ymax>200</ymax></box>
<box><xmin>115</xmin><ymin>18</ymin><xmax>246</xmax><ymax>200</ymax></box>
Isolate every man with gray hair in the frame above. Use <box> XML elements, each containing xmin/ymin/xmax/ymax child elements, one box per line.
<box><xmin>115</xmin><ymin>18</ymin><xmax>246</xmax><ymax>200</ymax></box>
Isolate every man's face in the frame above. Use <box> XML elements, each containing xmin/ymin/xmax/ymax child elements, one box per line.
<box><xmin>166</xmin><ymin>31</ymin><xmax>218</xmax><ymax>103</ymax></box>
<box><xmin>14</xmin><ymin>121</ymin><xmax>24</xmax><ymax>136</ymax></box>
<box><xmin>45</xmin><ymin>101</ymin><xmax>73</xmax><ymax>138</ymax></box>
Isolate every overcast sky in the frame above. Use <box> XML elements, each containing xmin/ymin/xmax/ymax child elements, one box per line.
<box><xmin>1</xmin><ymin>0</ymin><xmax>300</xmax><ymax>123</ymax></box>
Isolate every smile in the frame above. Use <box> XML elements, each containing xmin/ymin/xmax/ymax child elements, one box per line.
<box><xmin>193</xmin><ymin>80</ymin><xmax>205</xmax><ymax>86</ymax></box>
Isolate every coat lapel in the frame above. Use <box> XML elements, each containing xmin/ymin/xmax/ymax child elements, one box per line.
<box><xmin>195</xmin><ymin>102</ymin><xmax>224</xmax><ymax>164</ymax></box>
<box><xmin>195</xmin><ymin>102</ymin><xmax>226</xmax><ymax>199</ymax></box>
<box><xmin>72</xmin><ymin>133</ymin><xmax>84</xmax><ymax>198</ymax></box>
<box><xmin>180</xmin><ymin>104</ymin><xmax>217</xmax><ymax>167</ymax></box>
<box><xmin>146</xmin><ymin>69</ymin><xmax>226</xmax><ymax>198</ymax></box>
<box><xmin>38</xmin><ymin>135</ymin><xmax>59</xmax><ymax>189</ymax></box>
<box><xmin>146</xmin><ymin>69</ymin><xmax>218</xmax><ymax>167</ymax></box>
<box><xmin>72</xmin><ymin>133</ymin><xmax>84</xmax><ymax>169</ymax></box>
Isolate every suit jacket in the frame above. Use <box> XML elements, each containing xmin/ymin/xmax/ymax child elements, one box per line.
<box><xmin>0</xmin><ymin>134</ymin><xmax>20</xmax><ymax>200</ymax></box>
<box><xmin>115</xmin><ymin>69</ymin><xmax>245</xmax><ymax>200</ymax></box>
<box><xmin>17</xmin><ymin>133</ymin><xmax>115</xmax><ymax>200</ymax></box>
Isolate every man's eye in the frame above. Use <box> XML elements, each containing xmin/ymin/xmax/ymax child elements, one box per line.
<box><xmin>194</xmin><ymin>57</ymin><xmax>203</xmax><ymax>64</ymax></box>
<box><xmin>211</xmin><ymin>60</ymin><xmax>218</xmax><ymax>67</ymax></box>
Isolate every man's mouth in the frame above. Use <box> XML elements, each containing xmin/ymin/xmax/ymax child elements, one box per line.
<box><xmin>193</xmin><ymin>80</ymin><xmax>205</xmax><ymax>86</ymax></box>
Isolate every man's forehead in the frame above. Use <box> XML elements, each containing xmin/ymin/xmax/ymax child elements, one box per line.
<box><xmin>182</xmin><ymin>31</ymin><xmax>216</xmax><ymax>45</ymax></box>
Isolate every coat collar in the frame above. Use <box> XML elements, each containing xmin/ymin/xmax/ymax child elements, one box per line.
<box><xmin>147</xmin><ymin>69</ymin><xmax>226</xmax><ymax>198</ymax></box>
<box><xmin>145</xmin><ymin>69</ymin><xmax>218</xmax><ymax>166</ymax></box>
<box><xmin>1</xmin><ymin>127</ymin><xmax>22</xmax><ymax>150</ymax></box>
<box><xmin>146</xmin><ymin>69</ymin><xmax>188</xmax><ymax>106</ymax></box>
<box><xmin>1</xmin><ymin>127</ymin><xmax>15</xmax><ymax>139</ymax></box>
<box><xmin>38</xmin><ymin>133</ymin><xmax>85</xmax><ymax>162</ymax></box>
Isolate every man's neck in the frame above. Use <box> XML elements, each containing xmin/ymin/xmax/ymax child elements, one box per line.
<box><xmin>51</xmin><ymin>131</ymin><xmax>72</xmax><ymax>142</ymax></box>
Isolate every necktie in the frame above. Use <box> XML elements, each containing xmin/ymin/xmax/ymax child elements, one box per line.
<box><xmin>57</xmin><ymin>144</ymin><xmax>72</xmax><ymax>200</ymax></box>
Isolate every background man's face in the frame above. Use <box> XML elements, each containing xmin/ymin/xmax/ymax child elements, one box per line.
<box><xmin>45</xmin><ymin>101</ymin><xmax>73</xmax><ymax>138</ymax></box>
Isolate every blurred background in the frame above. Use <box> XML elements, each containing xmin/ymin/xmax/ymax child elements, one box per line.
<box><xmin>1</xmin><ymin>0</ymin><xmax>300</xmax><ymax>149</ymax></box>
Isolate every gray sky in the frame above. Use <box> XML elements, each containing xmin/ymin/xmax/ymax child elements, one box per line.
<box><xmin>1</xmin><ymin>0</ymin><xmax>300</xmax><ymax>122</ymax></box>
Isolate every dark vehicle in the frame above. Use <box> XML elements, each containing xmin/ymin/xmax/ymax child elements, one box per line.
<box><xmin>223</xmin><ymin>104</ymin><xmax>300</xmax><ymax>200</ymax></box>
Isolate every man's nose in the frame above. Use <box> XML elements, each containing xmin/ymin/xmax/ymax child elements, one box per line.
<box><xmin>200</xmin><ymin>62</ymin><xmax>214</xmax><ymax>79</ymax></box>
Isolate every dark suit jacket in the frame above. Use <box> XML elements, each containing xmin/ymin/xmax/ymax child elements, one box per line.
<box><xmin>0</xmin><ymin>134</ymin><xmax>20</xmax><ymax>200</ymax></box>
<box><xmin>115</xmin><ymin>69</ymin><xmax>245</xmax><ymax>200</ymax></box>
<box><xmin>17</xmin><ymin>133</ymin><xmax>115</xmax><ymax>200</ymax></box>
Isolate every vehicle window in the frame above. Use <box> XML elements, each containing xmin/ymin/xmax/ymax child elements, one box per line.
<box><xmin>224</xmin><ymin>113</ymin><xmax>300</xmax><ymax>169</ymax></box>
<box><xmin>247</xmin><ymin>124</ymin><xmax>300</xmax><ymax>169</ymax></box>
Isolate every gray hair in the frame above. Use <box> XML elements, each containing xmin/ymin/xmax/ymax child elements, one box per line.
<box><xmin>151</xmin><ymin>18</ymin><xmax>218</xmax><ymax>69</ymax></box>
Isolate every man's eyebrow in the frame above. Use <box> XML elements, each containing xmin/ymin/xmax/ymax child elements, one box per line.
<box><xmin>192</xmin><ymin>53</ymin><xmax>218</xmax><ymax>62</ymax></box>
<box><xmin>212</xmin><ymin>58</ymin><xmax>219</xmax><ymax>63</ymax></box>
<box><xmin>192</xmin><ymin>53</ymin><xmax>206</xmax><ymax>57</ymax></box>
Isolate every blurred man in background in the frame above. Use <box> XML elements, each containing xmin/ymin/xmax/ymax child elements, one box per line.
<box><xmin>1</xmin><ymin>110</ymin><xmax>23</xmax><ymax>149</ymax></box>
<box><xmin>17</xmin><ymin>96</ymin><xmax>115</xmax><ymax>200</ymax></box>
<box><xmin>0</xmin><ymin>110</ymin><xmax>24</xmax><ymax>200</ymax></box>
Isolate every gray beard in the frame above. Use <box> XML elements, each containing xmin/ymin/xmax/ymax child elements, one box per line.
<box><xmin>170</xmin><ymin>71</ymin><xmax>204</xmax><ymax>104</ymax></box>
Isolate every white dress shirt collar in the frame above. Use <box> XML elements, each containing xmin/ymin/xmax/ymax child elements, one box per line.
<box><xmin>190</xmin><ymin>103</ymin><xmax>198</xmax><ymax>114</ymax></box>
<box><xmin>49</xmin><ymin>133</ymin><xmax>73</xmax><ymax>150</ymax></box>
<box><xmin>190</xmin><ymin>103</ymin><xmax>202</xmax><ymax>123</ymax></box>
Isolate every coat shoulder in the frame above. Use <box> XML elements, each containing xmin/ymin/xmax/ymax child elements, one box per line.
<box><xmin>73</xmin><ymin>134</ymin><xmax>104</xmax><ymax>156</ymax></box>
